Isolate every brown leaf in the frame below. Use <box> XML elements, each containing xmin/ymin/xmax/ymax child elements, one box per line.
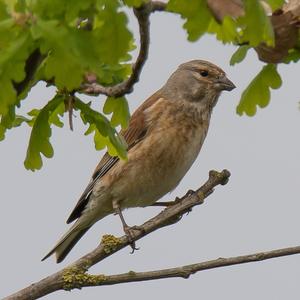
<box><xmin>256</xmin><ymin>10</ymin><xmax>299</xmax><ymax>63</ymax></box>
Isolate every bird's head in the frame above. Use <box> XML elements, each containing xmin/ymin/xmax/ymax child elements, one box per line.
<box><xmin>161</xmin><ymin>60</ymin><xmax>235</xmax><ymax>105</ymax></box>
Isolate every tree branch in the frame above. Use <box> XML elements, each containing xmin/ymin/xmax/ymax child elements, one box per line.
<box><xmin>62</xmin><ymin>245</ymin><xmax>300</xmax><ymax>287</ymax></box>
<box><xmin>81</xmin><ymin>2</ymin><xmax>152</xmax><ymax>97</ymax></box>
<box><xmin>3</xmin><ymin>169</ymin><xmax>230</xmax><ymax>300</ymax></box>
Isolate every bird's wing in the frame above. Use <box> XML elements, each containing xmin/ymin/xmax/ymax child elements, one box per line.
<box><xmin>66</xmin><ymin>91</ymin><xmax>161</xmax><ymax>224</ymax></box>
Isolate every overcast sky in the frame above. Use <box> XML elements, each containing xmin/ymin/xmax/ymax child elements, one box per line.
<box><xmin>1</xmin><ymin>8</ymin><xmax>300</xmax><ymax>300</ymax></box>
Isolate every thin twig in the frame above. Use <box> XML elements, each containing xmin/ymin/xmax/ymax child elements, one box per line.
<box><xmin>3</xmin><ymin>169</ymin><xmax>230</xmax><ymax>300</ymax></box>
<box><xmin>67</xmin><ymin>95</ymin><xmax>74</xmax><ymax>131</ymax></box>
<box><xmin>81</xmin><ymin>2</ymin><xmax>152</xmax><ymax>97</ymax></box>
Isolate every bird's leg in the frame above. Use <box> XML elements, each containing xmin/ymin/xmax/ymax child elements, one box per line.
<box><xmin>113</xmin><ymin>200</ymin><xmax>139</xmax><ymax>253</ymax></box>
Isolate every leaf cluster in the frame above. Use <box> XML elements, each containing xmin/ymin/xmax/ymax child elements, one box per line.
<box><xmin>0</xmin><ymin>0</ymin><xmax>134</xmax><ymax>170</ymax></box>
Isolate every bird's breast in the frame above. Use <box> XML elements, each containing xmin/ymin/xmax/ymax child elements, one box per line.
<box><xmin>107</xmin><ymin>99</ymin><xmax>210</xmax><ymax>208</ymax></box>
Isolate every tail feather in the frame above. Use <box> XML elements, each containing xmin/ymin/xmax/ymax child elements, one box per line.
<box><xmin>42</xmin><ymin>224</ymin><xmax>91</xmax><ymax>263</ymax></box>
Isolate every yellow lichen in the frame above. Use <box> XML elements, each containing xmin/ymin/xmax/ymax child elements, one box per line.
<box><xmin>100</xmin><ymin>234</ymin><xmax>121</xmax><ymax>254</ymax></box>
<box><xmin>62</xmin><ymin>267</ymin><xmax>106</xmax><ymax>290</ymax></box>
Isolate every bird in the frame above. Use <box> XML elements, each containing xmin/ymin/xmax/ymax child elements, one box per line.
<box><xmin>42</xmin><ymin>60</ymin><xmax>235</xmax><ymax>263</ymax></box>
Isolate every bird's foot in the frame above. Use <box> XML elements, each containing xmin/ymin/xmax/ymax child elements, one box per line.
<box><xmin>123</xmin><ymin>225</ymin><xmax>140</xmax><ymax>254</ymax></box>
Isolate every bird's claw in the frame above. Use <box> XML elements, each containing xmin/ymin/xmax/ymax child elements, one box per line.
<box><xmin>123</xmin><ymin>225</ymin><xmax>141</xmax><ymax>253</ymax></box>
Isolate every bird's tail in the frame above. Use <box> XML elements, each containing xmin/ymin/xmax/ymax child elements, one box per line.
<box><xmin>42</xmin><ymin>221</ymin><xmax>91</xmax><ymax>263</ymax></box>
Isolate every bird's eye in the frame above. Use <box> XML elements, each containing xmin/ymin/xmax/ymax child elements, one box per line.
<box><xmin>200</xmin><ymin>70</ymin><xmax>208</xmax><ymax>77</ymax></box>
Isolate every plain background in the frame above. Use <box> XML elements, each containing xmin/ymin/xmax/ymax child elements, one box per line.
<box><xmin>1</xmin><ymin>7</ymin><xmax>300</xmax><ymax>300</ymax></box>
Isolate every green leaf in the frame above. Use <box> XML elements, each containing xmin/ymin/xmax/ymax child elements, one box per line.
<box><xmin>167</xmin><ymin>0</ymin><xmax>212</xmax><ymax>41</ymax></box>
<box><xmin>0</xmin><ymin>123</ymin><xmax>5</xmax><ymax>140</ymax></box>
<box><xmin>230</xmin><ymin>45</ymin><xmax>250</xmax><ymax>65</ymax></box>
<box><xmin>63</xmin><ymin>0</ymin><xmax>96</xmax><ymax>23</ymax></box>
<box><xmin>283</xmin><ymin>48</ymin><xmax>300</xmax><ymax>64</ymax></box>
<box><xmin>103</xmin><ymin>96</ymin><xmax>130</xmax><ymax>129</ymax></box>
<box><xmin>86</xmin><ymin>124</ymin><xmax>107</xmax><ymax>150</ymax></box>
<box><xmin>74</xmin><ymin>98</ymin><xmax>127</xmax><ymax>159</ymax></box>
<box><xmin>30</xmin><ymin>0</ymin><xmax>64</xmax><ymax>20</ymax></box>
<box><xmin>31</xmin><ymin>10</ymin><xmax>133</xmax><ymax>90</ymax></box>
<box><xmin>237</xmin><ymin>64</ymin><xmax>282</xmax><ymax>116</ymax></box>
<box><xmin>87</xmin><ymin>124</ymin><xmax>122</xmax><ymax>156</ymax></box>
<box><xmin>1</xmin><ymin>105</ymin><xmax>15</xmax><ymax>128</ymax></box>
<box><xmin>31</xmin><ymin>20</ymin><xmax>84</xmax><ymax>90</ymax></box>
<box><xmin>123</xmin><ymin>0</ymin><xmax>144</xmax><ymax>7</ymax></box>
<box><xmin>0</xmin><ymin>105</ymin><xmax>29</xmax><ymax>140</ymax></box>
<box><xmin>265</xmin><ymin>0</ymin><xmax>284</xmax><ymax>11</ymax></box>
<box><xmin>48</xmin><ymin>100</ymin><xmax>65</xmax><ymax>128</ymax></box>
<box><xmin>94</xmin><ymin>0</ymin><xmax>133</xmax><ymax>64</ymax></box>
<box><xmin>29</xmin><ymin>0</ymin><xmax>134</xmax><ymax>91</ymax></box>
<box><xmin>0</xmin><ymin>26</ymin><xmax>33</xmax><ymax>115</ymax></box>
<box><xmin>242</xmin><ymin>0</ymin><xmax>274</xmax><ymax>46</ymax></box>
<box><xmin>31</xmin><ymin>0</ymin><xmax>95</xmax><ymax>23</ymax></box>
<box><xmin>14</xmin><ymin>0</ymin><xmax>27</xmax><ymax>13</ymax></box>
<box><xmin>208</xmin><ymin>16</ymin><xmax>238</xmax><ymax>44</ymax></box>
<box><xmin>97</xmin><ymin>63</ymin><xmax>132</xmax><ymax>85</ymax></box>
<box><xmin>24</xmin><ymin>95</ymin><xmax>64</xmax><ymax>171</ymax></box>
<box><xmin>0</xmin><ymin>1</ymin><xmax>9</xmax><ymax>19</ymax></box>
<box><xmin>0</xmin><ymin>79</ymin><xmax>16</xmax><ymax>116</ymax></box>
<box><xmin>0</xmin><ymin>105</ymin><xmax>16</xmax><ymax>141</ymax></box>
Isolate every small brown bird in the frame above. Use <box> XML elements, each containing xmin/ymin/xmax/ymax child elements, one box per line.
<box><xmin>43</xmin><ymin>60</ymin><xmax>235</xmax><ymax>263</ymax></box>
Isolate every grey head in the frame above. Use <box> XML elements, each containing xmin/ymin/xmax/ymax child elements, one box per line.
<box><xmin>160</xmin><ymin>60</ymin><xmax>235</xmax><ymax>104</ymax></box>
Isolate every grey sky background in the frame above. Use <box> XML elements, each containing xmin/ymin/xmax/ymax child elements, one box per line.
<box><xmin>1</xmin><ymin>9</ymin><xmax>300</xmax><ymax>300</ymax></box>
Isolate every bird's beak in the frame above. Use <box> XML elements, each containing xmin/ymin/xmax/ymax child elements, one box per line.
<box><xmin>216</xmin><ymin>75</ymin><xmax>236</xmax><ymax>91</ymax></box>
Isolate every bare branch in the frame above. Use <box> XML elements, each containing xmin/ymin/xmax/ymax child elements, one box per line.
<box><xmin>81</xmin><ymin>3</ymin><xmax>152</xmax><ymax>97</ymax></box>
<box><xmin>64</xmin><ymin>245</ymin><xmax>300</xmax><ymax>287</ymax></box>
<box><xmin>3</xmin><ymin>169</ymin><xmax>230</xmax><ymax>300</ymax></box>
